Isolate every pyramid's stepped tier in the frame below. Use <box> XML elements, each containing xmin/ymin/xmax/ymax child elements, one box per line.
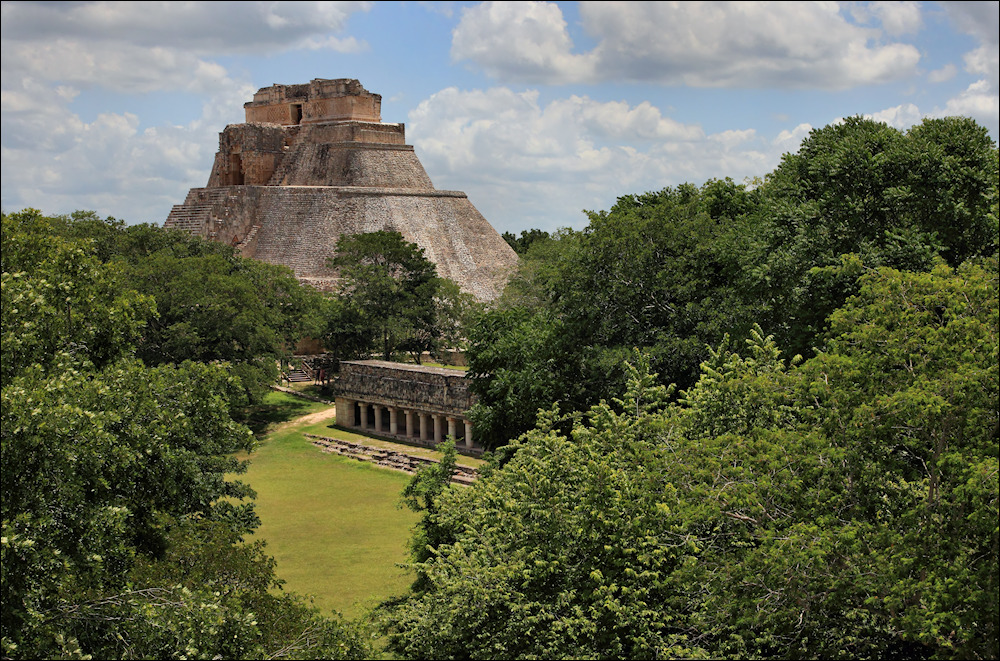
<box><xmin>177</xmin><ymin>185</ymin><xmax>514</xmax><ymax>301</ymax></box>
<box><xmin>271</xmin><ymin>141</ymin><xmax>434</xmax><ymax>189</ymax></box>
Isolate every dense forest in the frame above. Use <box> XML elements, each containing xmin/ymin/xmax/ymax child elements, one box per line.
<box><xmin>2</xmin><ymin>115</ymin><xmax>998</xmax><ymax>659</ymax></box>
<box><xmin>1</xmin><ymin>212</ymin><xmax>375</xmax><ymax>658</ymax></box>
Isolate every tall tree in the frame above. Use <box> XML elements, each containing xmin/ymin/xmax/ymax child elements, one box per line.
<box><xmin>328</xmin><ymin>231</ymin><xmax>441</xmax><ymax>361</ymax></box>
<box><xmin>2</xmin><ymin>210</ymin><xmax>371</xmax><ymax>659</ymax></box>
<box><xmin>383</xmin><ymin>260</ymin><xmax>998</xmax><ymax>659</ymax></box>
<box><xmin>751</xmin><ymin>115</ymin><xmax>999</xmax><ymax>357</ymax></box>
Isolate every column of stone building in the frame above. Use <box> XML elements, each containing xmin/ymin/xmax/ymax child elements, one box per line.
<box><xmin>337</xmin><ymin>403</ymin><xmax>475</xmax><ymax>448</ymax></box>
<box><xmin>335</xmin><ymin>398</ymin><xmax>355</xmax><ymax>427</ymax></box>
<box><xmin>358</xmin><ymin>403</ymin><xmax>369</xmax><ymax>430</ymax></box>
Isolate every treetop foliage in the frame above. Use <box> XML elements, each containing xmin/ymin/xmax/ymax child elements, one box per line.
<box><xmin>324</xmin><ymin>230</ymin><xmax>479</xmax><ymax>364</ymax></box>
<box><xmin>467</xmin><ymin>115</ymin><xmax>999</xmax><ymax>448</ymax></box>
<box><xmin>2</xmin><ymin>209</ymin><xmax>371</xmax><ymax>659</ymax></box>
<box><xmin>384</xmin><ymin>261</ymin><xmax>999</xmax><ymax>659</ymax></box>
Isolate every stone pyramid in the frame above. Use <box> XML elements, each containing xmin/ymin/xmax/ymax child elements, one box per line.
<box><xmin>165</xmin><ymin>78</ymin><xmax>517</xmax><ymax>300</ymax></box>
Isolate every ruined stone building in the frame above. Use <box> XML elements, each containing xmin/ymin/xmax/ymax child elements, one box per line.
<box><xmin>165</xmin><ymin>78</ymin><xmax>517</xmax><ymax>300</ymax></box>
<box><xmin>333</xmin><ymin>360</ymin><xmax>476</xmax><ymax>449</ymax></box>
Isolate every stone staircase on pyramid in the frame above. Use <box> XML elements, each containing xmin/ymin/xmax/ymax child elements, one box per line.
<box><xmin>164</xmin><ymin>188</ymin><xmax>231</xmax><ymax>237</ymax></box>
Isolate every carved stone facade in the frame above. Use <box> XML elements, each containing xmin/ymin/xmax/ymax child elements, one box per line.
<box><xmin>164</xmin><ymin>78</ymin><xmax>517</xmax><ymax>300</ymax></box>
<box><xmin>333</xmin><ymin>360</ymin><xmax>476</xmax><ymax>449</ymax></box>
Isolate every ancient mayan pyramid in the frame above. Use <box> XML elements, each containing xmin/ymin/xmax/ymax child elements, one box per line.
<box><xmin>165</xmin><ymin>78</ymin><xmax>517</xmax><ymax>300</ymax></box>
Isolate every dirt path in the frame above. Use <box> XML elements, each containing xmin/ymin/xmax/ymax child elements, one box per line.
<box><xmin>291</xmin><ymin>406</ymin><xmax>339</xmax><ymax>426</ymax></box>
<box><xmin>268</xmin><ymin>402</ymin><xmax>338</xmax><ymax>435</ymax></box>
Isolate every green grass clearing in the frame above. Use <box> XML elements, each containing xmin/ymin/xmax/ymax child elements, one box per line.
<box><xmin>243</xmin><ymin>426</ymin><xmax>418</xmax><ymax>618</ymax></box>
<box><xmin>237</xmin><ymin>390</ymin><xmax>482</xmax><ymax>619</ymax></box>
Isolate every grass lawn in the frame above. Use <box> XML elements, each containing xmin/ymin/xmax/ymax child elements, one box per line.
<box><xmin>239</xmin><ymin>391</ymin><xmax>421</xmax><ymax>618</ymax></box>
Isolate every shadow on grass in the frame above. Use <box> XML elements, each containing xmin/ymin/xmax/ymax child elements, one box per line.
<box><xmin>246</xmin><ymin>393</ymin><xmax>323</xmax><ymax>437</ymax></box>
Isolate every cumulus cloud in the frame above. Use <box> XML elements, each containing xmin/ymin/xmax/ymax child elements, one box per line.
<box><xmin>941</xmin><ymin>2</ymin><xmax>999</xmax><ymax>91</ymax></box>
<box><xmin>0</xmin><ymin>2</ymin><xmax>371</xmax><ymax>54</ymax></box>
<box><xmin>928</xmin><ymin>64</ymin><xmax>958</xmax><ymax>83</ymax></box>
<box><xmin>1</xmin><ymin>100</ymin><xmax>215</xmax><ymax>223</ymax></box>
<box><xmin>867</xmin><ymin>103</ymin><xmax>924</xmax><ymax>130</ymax></box>
<box><xmin>0</xmin><ymin>1</ymin><xmax>371</xmax><ymax>92</ymax></box>
<box><xmin>408</xmin><ymin>87</ymin><xmax>790</xmax><ymax>233</ymax></box>
<box><xmin>941</xmin><ymin>1</ymin><xmax>1000</xmax><ymax>49</ymax></box>
<box><xmin>936</xmin><ymin>2</ymin><xmax>999</xmax><ymax>135</ymax></box>
<box><xmin>451</xmin><ymin>1</ymin><xmax>594</xmax><ymax>83</ymax></box>
<box><xmin>851</xmin><ymin>1</ymin><xmax>922</xmax><ymax>36</ymax></box>
<box><xmin>934</xmin><ymin>80</ymin><xmax>1000</xmax><ymax>131</ymax></box>
<box><xmin>452</xmin><ymin>1</ymin><xmax>922</xmax><ymax>88</ymax></box>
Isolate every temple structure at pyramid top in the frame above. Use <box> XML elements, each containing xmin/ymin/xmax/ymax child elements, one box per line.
<box><xmin>165</xmin><ymin>78</ymin><xmax>517</xmax><ymax>300</ymax></box>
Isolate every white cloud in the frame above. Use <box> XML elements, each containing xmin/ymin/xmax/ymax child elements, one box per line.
<box><xmin>1</xmin><ymin>101</ymin><xmax>215</xmax><ymax>223</ymax></box>
<box><xmin>451</xmin><ymin>1</ymin><xmax>922</xmax><ymax>89</ymax></box>
<box><xmin>928</xmin><ymin>64</ymin><xmax>958</xmax><ymax>83</ymax></box>
<box><xmin>852</xmin><ymin>1</ymin><xmax>922</xmax><ymax>36</ymax></box>
<box><xmin>934</xmin><ymin>80</ymin><xmax>1000</xmax><ymax>131</ymax></box>
<box><xmin>0</xmin><ymin>2</ymin><xmax>372</xmax><ymax>53</ymax></box>
<box><xmin>408</xmin><ymin>87</ymin><xmax>792</xmax><ymax>233</ymax></box>
<box><xmin>451</xmin><ymin>1</ymin><xmax>594</xmax><ymax>83</ymax></box>
<box><xmin>0</xmin><ymin>2</ymin><xmax>372</xmax><ymax>92</ymax></box>
<box><xmin>773</xmin><ymin>123</ymin><xmax>814</xmax><ymax>153</ymax></box>
<box><xmin>942</xmin><ymin>2</ymin><xmax>999</xmax><ymax>92</ymax></box>
<box><xmin>941</xmin><ymin>1</ymin><xmax>1000</xmax><ymax>48</ymax></box>
<box><xmin>867</xmin><ymin>103</ymin><xmax>924</xmax><ymax>129</ymax></box>
<box><xmin>964</xmin><ymin>45</ymin><xmax>1000</xmax><ymax>84</ymax></box>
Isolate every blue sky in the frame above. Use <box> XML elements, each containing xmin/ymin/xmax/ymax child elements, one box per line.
<box><xmin>2</xmin><ymin>1</ymin><xmax>997</xmax><ymax>235</ymax></box>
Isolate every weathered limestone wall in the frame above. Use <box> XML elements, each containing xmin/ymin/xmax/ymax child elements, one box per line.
<box><xmin>170</xmin><ymin>185</ymin><xmax>516</xmax><ymax>299</ymax></box>
<box><xmin>238</xmin><ymin>187</ymin><xmax>515</xmax><ymax>299</ymax></box>
<box><xmin>334</xmin><ymin>360</ymin><xmax>474</xmax><ymax>417</ymax></box>
<box><xmin>207</xmin><ymin>124</ymin><xmax>295</xmax><ymax>187</ymax></box>
<box><xmin>307</xmin><ymin>121</ymin><xmax>405</xmax><ymax>146</ymax></box>
<box><xmin>245</xmin><ymin>79</ymin><xmax>381</xmax><ymax>125</ymax></box>
<box><xmin>270</xmin><ymin>141</ymin><xmax>434</xmax><ymax>188</ymax></box>
<box><xmin>244</xmin><ymin>103</ymin><xmax>299</xmax><ymax>125</ymax></box>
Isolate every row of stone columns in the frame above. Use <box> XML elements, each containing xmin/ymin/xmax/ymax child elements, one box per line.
<box><xmin>337</xmin><ymin>398</ymin><xmax>473</xmax><ymax>448</ymax></box>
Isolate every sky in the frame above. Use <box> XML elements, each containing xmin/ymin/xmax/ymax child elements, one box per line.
<box><xmin>2</xmin><ymin>1</ymin><xmax>998</xmax><ymax>235</ymax></box>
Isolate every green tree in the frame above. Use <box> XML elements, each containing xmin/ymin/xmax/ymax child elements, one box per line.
<box><xmin>383</xmin><ymin>261</ymin><xmax>998</xmax><ymax>659</ymax></box>
<box><xmin>466</xmin><ymin>305</ymin><xmax>589</xmax><ymax>449</ymax></box>
<box><xmin>2</xmin><ymin>210</ymin><xmax>372</xmax><ymax>659</ymax></box>
<box><xmin>127</xmin><ymin>250</ymin><xmax>317</xmax><ymax>404</ymax></box>
<box><xmin>381</xmin><ymin>364</ymin><xmax>703</xmax><ymax>659</ymax></box>
<box><xmin>12</xmin><ymin>210</ymin><xmax>326</xmax><ymax>405</ymax></box>
<box><xmin>467</xmin><ymin>181</ymin><xmax>762</xmax><ymax>447</ymax></box>
<box><xmin>502</xmin><ymin>228</ymin><xmax>551</xmax><ymax>255</ymax></box>
<box><xmin>397</xmin><ymin>439</ymin><xmax>459</xmax><ymax>591</ymax></box>
<box><xmin>468</xmin><ymin>117</ymin><xmax>997</xmax><ymax>451</ymax></box>
<box><xmin>751</xmin><ymin>115</ymin><xmax>999</xmax><ymax>357</ymax></box>
<box><xmin>329</xmin><ymin>231</ymin><xmax>441</xmax><ymax>361</ymax></box>
<box><xmin>1</xmin><ymin>209</ymin><xmax>155</xmax><ymax>382</ymax></box>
